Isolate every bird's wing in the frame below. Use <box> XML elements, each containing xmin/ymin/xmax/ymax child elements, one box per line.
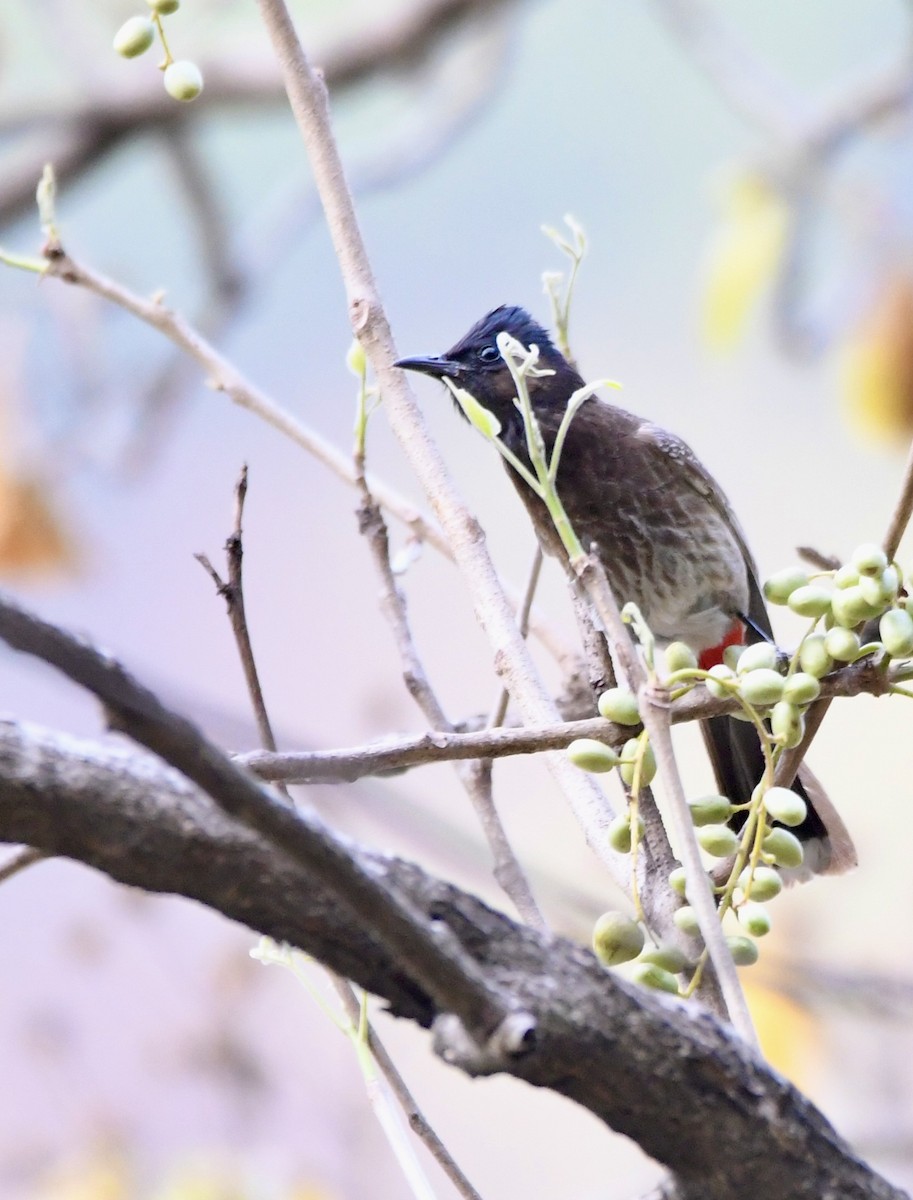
<box><xmin>634</xmin><ymin>420</ymin><xmax>771</xmax><ymax>637</ymax></box>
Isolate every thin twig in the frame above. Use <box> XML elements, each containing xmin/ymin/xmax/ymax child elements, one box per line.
<box><xmin>883</xmin><ymin>434</ymin><xmax>913</xmax><ymax>560</ymax></box>
<box><xmin>328</xmin><ymin>976</ymin><xmax>485</xmax><ymax>1200</ymax></box>
<box><xmin>0</xmin><ymin>846</ymin><xmax>46</xmax><ymax>885</ymax></box>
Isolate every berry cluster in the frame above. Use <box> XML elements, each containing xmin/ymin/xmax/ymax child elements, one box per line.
<box><xmin>113</xmin><ymin>0</ymin><xmax>203</xmax><ymax>102</ymax></box>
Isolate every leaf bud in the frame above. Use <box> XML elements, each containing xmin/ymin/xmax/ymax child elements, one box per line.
<box><xmin>687</xmin><ymin>794</ymin><xmax>733</xmax><ymax>826</ymax></box>
<box><xmin>763</xmin><ymin>786</ymin><xmax>808</xmax><ymax>828</ymax></box>
<box><xmin>738</xmin><ymin>901</ymin><xmax>771</xmax><ymax>937</ymax></box>
<box><xmin>726</xmin><ymin>935</ymin><xmax>760</xmax><ymax>966</ymax></box>
<box><xmin>787</xmin><ymin>585</ymin><xmax>832</xmax><ymax>618</ymax></box>
<box><xmin>737</xmin><ymin>668</ymin><xmax>784</xmax><ymax>706</ymax></box>
<box><xmin>851</xmin><ymin>542</ymin><xmax>889</xmax><ymax>576</ymax></box>
<box><xmin>665</xmin><ymin>641</ymin><xmax>698</xmax><ymax>672</ymax></box>
<box><xmin>761</xmin><ymin>827</ymin><xmax>804</xmax><ymax>868</ymax></box>
<box><xmin>798</xmin><ymin>633</ymin><xmax>833</xmax><ymax>677</ymax></box>
<box><xmin>737</xmin><ymin>864</ymin><xmax>782</xmax><ymax>902</ymax></box>
<box><xmin>696</xmin><ymin>824</ymin><xmax>740</xmax><ymax>857</ymax></box>
<box><xmin>597</xmin><ymin>687</ymin><xmax>641</xmax><ymax>725</ymax></box>
<box><xmin>763</xmin><ymin>567</ymin><xmax>809</xmax><ymax>605</ymax></box>
<box><xmin>736</xmin><ymin>642</ymin><xmax>779</xmax><ymax>673</ymax></box>
<box><xmin>824</xmin><ymin>625</ymin><xmax>860</xmax><ymax>662</ymax></box>
<box><xmin>567</xmin><ymin>738</ymin><xmax>618</xmax><ymax>774</ymax></box>
<box><xmin>163</xmin><ymin>60</ymin><xmax>204</xmax><ymax>102</ymax></box>
<box><xmin>619</xmin><ymin>737</ymin><xmax>657</xmax><ymax>787</ymax></box>
<box><xmin>781</xmin><ymin>672</ymin><xmax>821</xmax><ymax>705</ymax></box>
<box><xmin>770</xmin><ymin>700</ymin><xmax>804</xmax><ymax>748</ymax></box>
<box><xmin>592</xmin><ymin>911</ymin><xmax>644</xmax><ymax>967</ymax></box>
<box><xmin>880</xmin><ymin>607</ymin><xmax>913</xmax><ymax>658</ymax></box>
<box><xmin>113</xmin><ymin>16</ymin><xmax>155</xmax><ymax>57</ymax></box>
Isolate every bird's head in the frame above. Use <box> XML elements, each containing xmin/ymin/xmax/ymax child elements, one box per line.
<box><xmin>395</xmin><ymin>305</ymin><xmax>574</xmax><ymax>427</ymax></box>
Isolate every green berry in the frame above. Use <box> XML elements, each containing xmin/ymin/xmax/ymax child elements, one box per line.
<box><xmin>770</xmin><ymin>700</ymin><xmax>804</xmax><ymax>749</ymax></box>
<box><xmin>147</xmin><ymin>0</ymin><xmax>180</xmax><ymax>10</ymax></box>
<box><xmin>637</xmin><ymin>943</ymin><xmax>688</xmax><ymax>974</ymax></box>
<box><xmin>738</xmin><ymin>901</ymin><xmax>772</xmax><ymax>937</ymax></box>
<box><xmin>722</xmin><ymin>643</ymin><xmax>744</xmax><ymax>671</ymax></box>
<box><xmin>619</xmin><ymin>737</ymin><xmax>657</xmax><ymax>787</ymax></box>
<box><xmin>858</xmin><ymin>573</ymin><xmax>887</xmax><ymax>609</ymax></box>
<box><xmin>851</xmin><ymin>542</ymin><xmax>888</xmax><ymax>576</ymax></box>
<box><xmin>627</xmin><ymin>962</ymin><xmax>680</xmax><ymax>994</ymax></box>
<box><xmin>880</xmin><ymin>565</ymin><xmax>901</xmax><ymax>600</ymax></box>
<box><xmin>737</xmin><ymin>668</ymin><xmax>784</xmax><ymax>706</ymax></box>
<box><xmin>831</xmin><ymin>585</ymin><xmax>881</xmax><ymax>628</ymax></box>
<box><xmin>687</xmin><ymin>794</ymin><xmax>733</xmax><ymax>826</ymax></box>
<box><xmin>787</xmin><ymin>585</ymin><xmax>833</xmax><ymax>619</ymax></box>
<box><xmin>781</xmin><ymin>672</ymin><xmax>821</xmax><ymax>705</ymax></box>
<box><xmin>798</xmin><ymin>633</ymin><xmax>833</xmax><ymax>678</ymax></box>
<box><xmin>668</xmin><ymin>866</ymin><xmax>688</xmax><ymax>897</ymax></box>
<box><xmin>764</xmin><ymin>786</ymin><xmax>808</xmax><ymax>828</ymax></box>
<box><xmin>880</xmin><ymin>607</ymin><xmax>913</xmax><ymax>657</ymax></box>
<box><xmin>673</xmin><ymin>905</ymin><xmax>700</xmax><ymax>936</ymax></box>
<box><xmin>737</xmin><ymin>865</ymin><xmax>782</xmax><ymax>902</ymax></box>
<box><xmin>665</xmin><ymin>641</ymin><xmax>698</xmax><ymax>672</ymax></box>
<box><xmin>834</xmin><ymin>563</ymin><xmax>860</xmax><ymax>589</ymax></box>
<box><xmin>346</xmin><ymin>340</ymin><xmax>367</xmax><ymax>376</ymax></box>
<box><xmin>763</xmin><ymin>567</ymin><xmax>809</xmax><ymax>605</ymax></box>
<box><xmin>567</xmin><ymin>738</ymin><xmax>618</xmax><ymax>774</ymax></box>
<box><xmin>164</xmin><ymin>60</ymin><xmax>204</xmax><ymax>101</ymax></box>
<box><xmin>608</xmin><ymin>811</ymin><xmax>645</xmax><ymax>854</ymax></box>
<box><xmin>705</xmin><ymin>663</ymin><xmax>736</xmax><ymax>699</ymax></box>
<box><xmin>597</xmin><ymin>687</ymin><xmax>641</xmax><ymax>725</ymax></box>
<box><xmin>824</xmin><ymin>625</ymin><xmax>860</xmax><ymax>662</ymax></box>
<box><xmin>737</xmin><ymin>642</ymin><xmax>779</xmax><ymax>673</ymax></box>
<box><xmin>762</xmin><ymin>827</ymin><xmax>804</xmax><ymax>868</ymax></box>
<box><xmin>697</xmin><ymin>824</ymin><xmax>740</xmax><ymax>858</ymax></box>
<box><xmin>113</xmin><ymin>15</ymin><xmax>155</xmax><ymax>57</ymax></box>
<box><xmin>726</xmin><ymin>935</ymin><xmax>760</xmax><ymax>966</ymax></box>
<box><xmin>592</xmin><ymin>911</ymin><xmax>644</xmax><ymax>967</ymax></box>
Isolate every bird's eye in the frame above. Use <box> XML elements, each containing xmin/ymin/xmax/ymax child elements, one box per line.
<box><xmin>477</xmin><ymin>345</ymin><xmax>500</xmax><ymax>364</ymax></box>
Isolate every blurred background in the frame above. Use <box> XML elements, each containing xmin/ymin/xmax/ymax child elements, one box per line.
<box><xmin>3</xmin><ymin>0</ymin><xmax>913</xmax><ymax>1196</ymax></box>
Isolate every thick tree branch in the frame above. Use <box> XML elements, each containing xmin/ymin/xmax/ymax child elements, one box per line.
<box><xmin>0</xmin><ymin>716</ymin><xmax>904</xmax><ymax>1200</ymax></box>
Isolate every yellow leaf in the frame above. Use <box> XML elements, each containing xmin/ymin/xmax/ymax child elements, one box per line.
<box><xmin>701</xmin><ymin>174</ymin><xmax>788</xmax><ymax>351</ymax></box>
<box><xmin>840</xmin><ymin>275</ymin><xmax>913</xmax><ymax>442</ymax></box>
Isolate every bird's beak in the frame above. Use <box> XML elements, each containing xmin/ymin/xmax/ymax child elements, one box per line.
<box><xmin>394</xmin><ymin>355</ymin><xmax>463</xmax><ymax>380</ymax></box>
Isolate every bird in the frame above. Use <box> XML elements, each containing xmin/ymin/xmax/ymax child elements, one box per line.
<box><xmin>396</xmin><ymin>304</ymin><xmax>856</xmax><ymax>875</ymax></box>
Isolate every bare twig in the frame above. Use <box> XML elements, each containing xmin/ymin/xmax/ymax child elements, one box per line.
<box><xmin>883</xmin><ymin>434</ymin><xmax>913</xmax><ymax>560</ymax></box>
<box><xmin>0</xmin><ymin>845</ymin><xmax>46</xmax><ymax>885</ymax></box>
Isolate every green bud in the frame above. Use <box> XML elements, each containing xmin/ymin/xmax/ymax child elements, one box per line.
<box><xmin>668</xmin><ymin>866</ymin><xmax>688</xmax><ymax>897</ymax></box>
<box><xmin>834</xmin><ymin>563</ymin><xmax>860</xmax><ymax>589</ymax></box>
<box><xmin>798</xmin><ymin>633</ymin><xmax>833</xmax><ymax>678</ymax></box>
<box><xmin>346</xmin><ymin>340</ymin><xmax>367</xmax><ymax>376</ymax></box>
<box><xmin>665</xmin><ymin>641</ymin><xmax>698</xmax><ymax>672</ymax></box>
<box><xmin>880</xmin><ymin>607</ymin><xmax>913</xmax><ymax>658</ymax></box>
<box><xmin>762</xmin><ymin>827</ymin><xmax>804</xmax><ymax>868</ymax></box>
<box><xmin>858</xmin><ymin>573</ymin><xmax>887</xmax><ymax>610</ymax></box>
<box><xmin>764</xmin><ymin>786</ymin><xmax>808</xmax><ymax>828</ymax></box>
<box><xmin>148</xmin><ymin>0</ymin><xmax>180</xmax><ymax>10</ymax></box>
<box><xmin>627</xmin><ymin>962</ymin><xmax>680</xmax><ymax>994</ymax></box>
<box><xmin>113</xmin><ymin>15</ymin><xmax>155</xmax><ymax>57</ymax></box>
<box><xmin>831</xmin><ymin>585</ymin><xmax>881</xmax><ymax>628</ymax></box>
<box><xmin>619</xmin><ymin>737</ymin><xmax>657</xmax><ymax>787</ymax></box>
<box><xmin>597</xmin><ymin>687</ymin><xmax>641</xmax><ymax>726</ymax></box>
<box><xmin>673</xmin><ymin>905</ymin><xmax>700</xmax><ymax>937</ymax></box>
<box><xmin>705</xmin><ymin>662</ymin><xmax>736</xmax><ymax>698</ymax></box>
<box><xmin>722</xmin><ymin>643</ymin><xmax>744</xmax><ymax>671</ymax></box>
<box><xmin>163</xmin><ymin>60</ymin><xmax>204</xmax><ymax>101</ymax></box>
<box><xmin>567</xmin><ymin>738</ymin><xmax>618</xmax><ymax>774</ymax></box>
<box><xmin>782</xmin><ymin>671</ymin><xmax>821</xmax><ymax>705</ymax></box>
<box><xmin>592</xmin><ymin>911</ymin><xmax>644</xmax><ymax>966</ymax></box>
<box><xmin>851</xmin><ymin>542</ymin><xmax>888</xmax><ymax>576</ymax></box>
<box><xmin>726</xmin><ymin>935</ymin><xmax>760</xmax><ymax>966</ymax></box>
<box><xmin>880</xmin><ymin>565</ymin><xmax>901</xmax><ymax>600</ymax></box>
<box><xmin>637</xmin><ymin>943</ymin><xmax>688</xmax><ymax>974</ymax></box>
<box><xmin>770</xmin><ymin>700</ymin><xmax>804</xmax><ymax>749</ymax></box>
<box><xmin>737</xmin><ymin>864</ymin><xmax>782</xmax><ymax>902</ymax></box>
<box><xmin>736</xmin><ymin>642</ymin><xmax>779</xmax><ymax>673</ymax></box>
<box><xmin>737</xmin><ymin>668</ymin><xmax>784</xmax><ymax>706</ymax></box>
<box><xmin>763</xmin><ymin>567</ymin><xmax>809</xmax><ymax>605</ymax></box>
<box><xmin>738</xmin><ymin>901</ymin><xmax>772</xmax><ymax>937</ymax></box>
<box><xmin>787</xmin><ymin>585</ymin><xmax>833</xmax><ymax>619</ymax></box>
<box><xmin>608</xmin><ymin>811</ymin><xmax>645</xmax><ymax>854</ymax></box>
<box><xmin>687</xmin><ymin>794</ymin><xmax>733</xmax><ymax>826</ymax></box>
<box><xmin>824</xmin><ymin>625</ymin><xmax>860</xmax><ymax>662</ymax></box>
<box><xmin>697</xmin><ymin>824</ymin><xmax>740</xmax><ymax>858</ymax></box>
